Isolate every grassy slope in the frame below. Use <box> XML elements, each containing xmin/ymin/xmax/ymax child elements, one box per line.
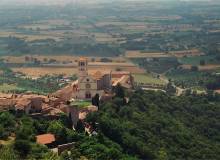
<box><xmin>133</xmin><ymin>74</ymin><xmax>165</xmax><ymax>85</ymax></box>
<box><xmin>179</xmin><ymin>55</ymin><xmax>217</xmax><ymax>65</ymax></box>
<box><xmin>0</xmin><ymin>83</ymin><xmax>19</xmax><ymax>92</ymax></box>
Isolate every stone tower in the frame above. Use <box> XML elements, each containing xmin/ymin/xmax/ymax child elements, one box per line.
<box><xmin>78</xmin><ymin>57</ymin><xmax>88</xmax><ymax>77</ymax></box>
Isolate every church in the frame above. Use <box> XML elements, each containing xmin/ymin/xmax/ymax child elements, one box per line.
<box><xmin>72</xmin><ymin>57</ymin><xmax>134</xmax><ymax>100</ymax></box>
<box><xmin>73</xmin><ymin>57</ymin><xmax>111</xmax><ymax>99</ymax></box>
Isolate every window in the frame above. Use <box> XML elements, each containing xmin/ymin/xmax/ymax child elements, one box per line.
<box><xmin>85</xmin><ymin>92</ymin><xmax>91</xmax><ymax>99</ymax></box>
<box><xmin>86</xmin><ymin>83</ymin><xmax>91</xmax><ymax>89</ymax></box>
<box><xmin>87</xmin><ymin>78</ymin><xmax>90</xmax><ymax>82</ymax></box>
<box><xmin>80</xmin><ymin>62</ymin><xmax>85</xmax><ymax>66</ymax></box>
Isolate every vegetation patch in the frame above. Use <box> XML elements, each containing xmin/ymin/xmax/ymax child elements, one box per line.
<box><xmin>0</xmin><ymin>83</ymin><xmax>19</xmax><ymax>93</ymax></box>
<box><xmin>71</xmin><ymin>100</ymin><xmax>92</xmax><ymax>108</ymax></box>
<box><xmin>179</xmin><ymin>55</ymin><xmax>218</xmax><ymax>66</ymax></box>
<box><xmin>86</xmin><ymin>90</ymin><xmax>220</xmax><ymax>159</ymax></box>
<box><xmin>133</xmin><ymin>73</ymin><xmax>164</xmax><ymax>85</ymax></box>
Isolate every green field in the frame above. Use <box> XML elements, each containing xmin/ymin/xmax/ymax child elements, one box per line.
<box><xmin>71</xmin><ymin>100</ymin><xmax>91</xmax><ymax>108</ymax></box>
<box><xmin>166</xmin><ymin>69</ymin><xmax>211</xmax><ymax>88</ymax></box>
<box><xmin>0</xmin><ymin>83</ymin><xmax>19</xmax><ymax>92</ymax></box>
<box><xmin>133</xmin><ymin>74</ymin><xmax>165</xmax><ymax>85</ymax></box>
<box><xmin>179</xmin><ymin>55</ymin><xmax>218</xmax><ymax>65</ymax></box>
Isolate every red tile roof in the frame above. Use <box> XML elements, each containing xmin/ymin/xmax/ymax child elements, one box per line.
<box><xmin>15</xmin><ymin>98</ymin><xmax>31</xmax><ymax>110</ymax></box>
<box><xmin>79</xmin><ymin>57</ymin><xmax>87</xmax><ymax>61</ymax></box>
<box><xmin>92</xmin><ymin>71</ymin><xmax>104</xmax><ymax>80</ymax></box>
<box><xmin>36</xmin><ymin>133</ymin><xmax>55</xmax><ymax>145</ymax></box>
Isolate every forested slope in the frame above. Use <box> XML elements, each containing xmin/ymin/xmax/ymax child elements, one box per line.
<box><xmin>0</xmin><ymin>90</ymin><xmax>219</xmax><ymax>159</ymax></box>
<box><xmin>87</xmin><ymin>90</ymin><xmax>220</xmax><ymax>159</ymax></box>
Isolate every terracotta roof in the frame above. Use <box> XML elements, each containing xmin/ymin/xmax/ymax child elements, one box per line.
<box><xmin>0</xmin><ymin>98</ymin><xmax>16</xmax><ymax>107</ymax></box>
<box><xmin>79</xmin><ymin>57</ymin><xmax>87</xmax><ymax>61</ymax></box>
<box><xmin>79</xmin><ymin>111</ymin><xmax>87</xmax><ymax>120</ymax></box>
<box><xmin>36</xmin><ymin>133</ymin><xmax>55</xmax><ymax>145</ymax></box>
<box><xmin>0</xmin><ymin>93</ymin><xmax>13</xmax><ymax>99</ymax></box>
<box><xmin>15</xmin><ymin>98</ymin><xmax>31</xmax><ymax>110</ymax></box>
<box><xmin>42</xmin><ymin>103</ymin><xmax>50</xmax><ymax>110</ymax></box>
<box><xmin>79</xmin><ymin>105</ymin><xmax>98</xmax><ymax>120</ymax></box>
<box><xmin>21</xmin><ymin>94</ymin><xmax>47</xmax><ymax>100</ymax></box>
<box><xmin>49</xmin><ymin>108</ymin><xmax>64</xmax><ymax>115</ymax></box>
<box><xmin>92</xmin><ymin>71</ymin><xmax>104</xmax><ymax>80</ymax></box>
<box><xmin>112</xmin><ymin>75</ymin><xmax>132</xmax><ymax>88</ymax></box>
<box><xmin>42</xmin><ymin>107</ymin><xmax>63</xmax><ymax>115</ymax></box>
<box><xmin>53</xmin><ymin>82</ymin><xmax>77</xmax><ymax>101</ymax></box>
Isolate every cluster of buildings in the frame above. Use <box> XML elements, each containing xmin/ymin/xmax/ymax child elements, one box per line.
<box><xmin>53</xmin><ymin>57</ymin><xmax>134</xmax><ymax>101</ymax></box>
<box><xmin>0</xmin><ymin>57</ymin><xmax>135</xmax><ymax>154</ymax></box>
<box><xmin>0</xmin><ymin>57</ymin><xmax>134</xmax><ymax>124</ymax></box>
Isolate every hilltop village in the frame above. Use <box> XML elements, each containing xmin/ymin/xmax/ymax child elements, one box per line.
<box><xmin>0</xmin><ymin>57</ymin><xmax>134</xmax><ymax>127</ymax></box>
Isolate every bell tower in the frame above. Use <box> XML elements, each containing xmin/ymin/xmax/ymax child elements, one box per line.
<box><xmin>78</xmin><ymin>57</ymin><xmax>88</xmax><ymax>77</ymax></box>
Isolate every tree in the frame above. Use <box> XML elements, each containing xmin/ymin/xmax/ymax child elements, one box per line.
<box><xmin>43</xmin><ymin>58</ymin><xmax>48</xmax><ymax>62</ymax></box>
<box><xmin>0</xmin><ymin>125</ymin><xmax>8</xmax><ymax>139</ymax></box>
<box><xmin>165</xmin><ymin>82</ymin><xmax>176</xmax><ymax>96</ymax></box>
<box><xmin>59</xmin><ymin>113</ymin><xmax>73</xmax><ymax>128</ymax></box>
<box><xmin>191</xmin><ymin>65</ymin><xmax>198</xmax><ymax>72</ymax></box>
<box><xmin>158</xmin><ymin>148</ymin><xmax>168</xmax><ymax>160</ymax></box>
<box><xmin>115</xmin><ymin>83</ymin><xmax>125</xmax><ymax>98</ymax></box>
<box><xmin>47</xmin><ymin>121</ymin><xmax>67</xmax><ymax>144</ymax></box>
<box><xmin>75</xmin><ymin>120</ymin><xmax>84</xmax><ymax>133</ymax></box>
<box><xmin>16</xmin><ymin>126</ymin><xmax>36</xmax><ymax>142</ymax></box>
<box><xmin>92</xmin><ymin>93</ymin><xmax>100</xmax><ymax>107</ymax></box>
<box><xmin>69</xmin><ymin>148</ymin><xmax>81</xmax><ymax>159</ymax></box>
<box><xmin>0</xmin><ymin>112</ymin><xmax>15</xmax><ymax>128</ymax></box>
<box><xmin>0</xmin><ymin>145</ymin><xmax>19</xmax><ymax>160</ymax></box>
<box><xmin>25</xmin><ymin>56</ymin><xmax>30</xmax><ymax>62</ymax></box>
<box><xmin>200</xmin><ymin>60</ymin><xmax>205</xmax><ymax>66</ymax></box>
<box><xmin>14</xmin><ymin>140</ymin><xmax>31</xmax><ymax>157</ymax></box>
<box><xmin>27</xmin><ymin>144</ymin><xmax>50</xmax><ymax>159</ymax></box>
<box><xmin>60</xmin><ymin>151</ymin><xmax>69</xmax><ymax>160</ymax></box>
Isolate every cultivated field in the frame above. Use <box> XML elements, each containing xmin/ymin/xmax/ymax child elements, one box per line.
<box><xmin>0</xmin><ymin>30</ymin><xmax>61</xmax><ymax>42</ymax></box>
<box><xmin>12</xmin><ymin>67</ymin><xmax>78</xmax><ymax>77</ymax></box>
<box><xmin>11</xmin><ymin>62</ymin><xmax>145</xmax><ymax>78</ymax></box>
<box><xmin>181</xmin><ymin>64</ymin><xmax>220</xmax><ymax>71</ymax></box>
<box><xmin>2</xmin><ymin>55</ymin><xmax>127</xmax><ymax>64</ymax></box>
<box><xmin>169</xmin><ymin>49</ymin><xmax>204</xmax><ymax>58</ymax></box>
<box><xmin>125</xmin><ymin>51</ymin><xmax>171</xmax><ymax>58</ymax></box>
<box><xmin>178</xmin><ymin>55</ymin><xmax>217</xmax><ymax>65</ymax></box>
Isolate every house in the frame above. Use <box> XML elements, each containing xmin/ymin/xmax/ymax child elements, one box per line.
<box><xmin>15</xmin><ymin>98</ymin><xmax>32</xmax><ymax>114</ymax></box>
<box><xmin>0</xmin><ymin>93</ymin><xmax>48</xmax><ymax>114</ymax></box>
<box><xmin>36</xmin><ymin>133</ymin><xmax>56</xmax><ymax>148</ymax></box>
<box><xmin>0</xmin><ymin>98</ymin><xmax>16</xmax><ymax>111</ymax></box>
<box><xmin>61</xmin><ymin>104</ymin><xmax>98</xmax><ymax>127</ymax></box>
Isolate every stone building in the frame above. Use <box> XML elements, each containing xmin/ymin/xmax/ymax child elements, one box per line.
<box><xmin>74</xmin><ymin>57</ymin><xmax>111</xmax><ymax>99</ymax></box>
<box><xmin>54</xmin><ymin>57</ymin><xmax>134</xmax><ymax>101</ymax></box>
